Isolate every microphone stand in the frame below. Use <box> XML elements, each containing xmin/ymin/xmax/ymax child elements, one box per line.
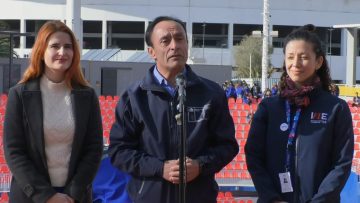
<box><xmin>175</xmin><ymin>73</ymin><xmax>187</xmax><ymax>203</ymax></box>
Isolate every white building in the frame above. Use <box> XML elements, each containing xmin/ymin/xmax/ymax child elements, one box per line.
<box><xmin>0</xmin><ymin>0</ymin><xmax>359</xmax><ymax>82</ymax></box>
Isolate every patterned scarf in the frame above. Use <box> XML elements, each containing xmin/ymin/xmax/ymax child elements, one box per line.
<box><xmin>280</xmin><ymin>75</ymin><xmax>321</xmax><ymax>108</ymax></box>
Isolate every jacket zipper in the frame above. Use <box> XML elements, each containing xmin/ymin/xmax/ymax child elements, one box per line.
<box><xmin>170</xmin><ymin>100</ymin><xmax>177</xmax><ymax>158</ymax></box>
<box><xmin>138</xmin><ymin>179</ymin><xmax>145</xmax><ymax>195</ymax></box>
<box><xmin>294</xmin><ymin>135</ymin><xmax>299</xmax><ymax>203</ymax></box>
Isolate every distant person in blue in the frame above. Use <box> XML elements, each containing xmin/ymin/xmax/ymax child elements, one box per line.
<box><xmin>250</xmin><ymin>82</ymin><xmax>261</xmax><ymax>103</ymax></box>
<box><xmin>243</xmin><ymin>92</ymin><xmax>253</xmax><ymax>105</ymax></box>
<box><xmin>245</xmin><ymin>24</ymin><xmax>354</xmax><ymax>203</ymax></box>
<box><xmin>236</xmin><ymin>81</ymin><xmax>245</xmax><ymax>100</ymax></box>
<box><xmin>108</xmin><ymin>16</ymin><xmax>238</xmax><ymax>203</ymax></box>
<box><xmin>226</xmin><ymin>80</ymin><xmax>237</xmax><ymax>100</ymax></box>
<box><xmin>271</xmin><ymin>83</ymin><xmax>279</xmax><ymax>96</ymax></box>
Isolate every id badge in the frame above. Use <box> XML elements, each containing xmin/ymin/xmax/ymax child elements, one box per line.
<box><xmin>279</xmin><ymin>172</ymin><xmax>293</xmax><ymax>193</ymax></box>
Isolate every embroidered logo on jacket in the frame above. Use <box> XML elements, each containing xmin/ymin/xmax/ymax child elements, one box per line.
<box><xmin>310</xmin><ymin>112</ymin><xmax>328</xmax><ymax>124</ymax></box>
<box><xmin>187</xmin><ymin>104</ymin><xmax>210</xmax><ymax>122</ymax></box>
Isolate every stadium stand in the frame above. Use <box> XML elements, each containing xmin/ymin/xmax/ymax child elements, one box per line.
<box><xmin>0</xmin><ymin>94</ymin><xmax>359</xmax><ymax>202</ymax></box>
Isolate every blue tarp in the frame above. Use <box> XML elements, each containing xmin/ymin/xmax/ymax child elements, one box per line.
<box><xmin>92</xmin><ymin>157</ymin><xmax>131</xmax><ymax>203</ymax></box>
<box><xmin>341</xmin><ymin>172</ymin><xmax>360</xmax><ymax>203</ymax></box>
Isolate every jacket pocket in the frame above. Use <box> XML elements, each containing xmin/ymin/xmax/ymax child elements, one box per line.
<box><xmin>127</xmin><ymin>178</ymin><xmax>146</xmax><ymax>201</ymax></box>
<box><xmin>127</xmin><ymin>178</ymin><xmax>162</xmax><ymax>203</ymax></box>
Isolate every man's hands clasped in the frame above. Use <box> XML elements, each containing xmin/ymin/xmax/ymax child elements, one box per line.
<box><xmin>163</xmin><ymin>157</ymin><xmax>201</xmax><ymax>184</ymax></box>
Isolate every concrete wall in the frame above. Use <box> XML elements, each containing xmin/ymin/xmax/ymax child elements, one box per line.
<box><xmin>0</xmin><ymin>58</ymin><xmax>232</xmax><ymax>95</ymax></box>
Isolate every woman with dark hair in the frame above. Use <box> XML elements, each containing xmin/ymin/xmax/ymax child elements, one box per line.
<box><xmin>3</xmin><ymin>21</ymin><xmax>103</xmax><ymax>203</ymax></box>
<box><xmin>245</xmin><ymin>25</ymin><xmax>354</xmax><ymax>203</ymax></box>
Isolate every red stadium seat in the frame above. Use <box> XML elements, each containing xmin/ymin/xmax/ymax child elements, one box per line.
<box><xmin>110</xmin><ymin>102</ymin><xmax>117</xmax><ymax>109</ymax></box>
<box><xmin>354</xmin><ymin>114</ymin><xmax>360</xmax><ymax>121</ymax></box>
<box><xmin>236</xmin><ymin>154</ymin><xmax>245</xmax><ymax>162</ymax></box>
<box><xmin>0</xmin><ymin>165</ymin><xmax>9</xmax><ymax>173</ymax></box>
<box><xmin>350</xmin><ymin>106</ymin><xmax>357</xmax><ymax>113</ymax></box>
<box><xmin>0</xmin><ymin>94</ymin><xmax>7</xmax><ymax>102</ymax></box>
<box><xmin>235</xmin><ymin>124</ymin><xmax>243</xmax><ymax>131</ymax></box>
<box><xmin>355</xmin><ymin>143</ymin><xmax>360</xmax><ymax>150</ymax></box>
<box><xmin>0</xmin><ymin>156</ymin><xmax>5</xmax><ymax>164</ymax></box>
<box><xmin>354</xmin><ymin>128</ymin><xmax>360</xmax><ymax>135</ymax></box>
<box><xmin>235</xmin><ymin>131</ymin><xmax>242</xmax><ymax>138</ymax></box>
<box><xmin>235</xmin><ymin>162</ymin><xmax>242</xmax><ymax>170</ymax></box>
<box><xmin>236</xmin><ymin>98</ymin><xmax>243</xmax><ymax>104</ymax></box>
<box><xmin>228</xmin><ymin>98</ymin><xmax>235</xmax><ymax>104</ymax></box>
<box><xmin>243</xmin><ymin>163</ymin><xmax>248</xmax><ymax>170</ymax></box>
<box><xmin>225</xmin><ymin>163</ymin><xmax>233</xmax><ymax>170</ymax></box>
<box><xmin>240</xmin><ymin>111</ymin><xmax>247</xmax><ymax>117</ymax></box>
<box><xmin>224</xmin><ymin>191</ymin><xmax>233</xmax><ymax>199</ymax></box>
<box><xmin>99</xmin><ymin>95</ymin><xmax>105</xmax><ymax>101</ymax></box>
<box><xmin>217</xmin><ymin>192</ymin><xmax>225</xmax><ymax>200</ymax></box>
<box><xmin>0</xmin><ymin>193</ymin><xmax>8</xmax><ymax>202</ymax></box>
<box><xmin>224</xmin><ymin>171</ymin><xmax>232</xmax><ymax>178</ymax></box>
<box><xmin>355</xmin><ymin>151</ymin><xmax>360</xmax><ymax>158</ymax></box>
<box><xmin>239</xmin><ymin>139</ymin><xmax>246</xmax><ymax>147</ymax></box>
<box><xmin>250</xmin><ymin>104</ymin><xmax>258</xmax><ymax>111</ymax></box>
<box><xmin>242</xmin><ymin>104</ymin><xmax>250</xmax><ymax>110</ymax></box>
<box><xmin>103</xmin><ymin>130</ymin><xmax>110</xmax><ymax>138</ymax></box>
<box><xmin>239</xmin><ymin>117</ymin><xmax>247</xmax><ymax>124</ymax></box>
<box><xmin>232</xmin><ymin>116</ymin><xmax>240</xmax><ymax>124</ymax></box>
<box><xmin>244</xmin><ymin>125</ymin><xmax>250</xmax><ymax>132</ymax></box>
<box><xmin>0</xmin><ymin>108</ymin><xmax>5</xmax><ymax>115</ymax></box>
<box><xmin>356</xmin><ymin>135</ymin><xmax>360</xmax><ymax>142</ymax></box>
<box><xmin>228</xmin><ymin>102</ymin><xmax>235</xmax><ymax>110</ymax></box>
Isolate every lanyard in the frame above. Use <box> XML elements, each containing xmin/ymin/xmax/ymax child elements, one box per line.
<box><xmin>285</xmin><ymin>100</ymin><xmax>301</xmax><ymax>172</ymax></box>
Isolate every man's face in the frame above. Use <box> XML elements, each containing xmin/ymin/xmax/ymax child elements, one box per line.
<box><xmin>148</xmin><ymin>20</ymin><xmax>188</xmax><ymax>75</ymax></box>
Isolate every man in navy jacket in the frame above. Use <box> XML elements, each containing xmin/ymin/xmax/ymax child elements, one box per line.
<box><xmin>108</xmin><ymin>16</ymin><xmax>239</xmax><ymax>203</ymax></box>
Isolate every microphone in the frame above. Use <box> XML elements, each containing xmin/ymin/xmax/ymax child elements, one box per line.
<box><xmin>175</xmin><ymin>73</ymin><xmax>187</xmax><ymax>203</ymax></box>
<box><xmin>176</xmin><ymin>73</ymin><xmax>186</xmax><ymax>100</ymax></box>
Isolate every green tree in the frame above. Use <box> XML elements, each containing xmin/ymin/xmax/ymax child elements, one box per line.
<box><xmin>233</xmin><ymin>35</ymin><xmax>273</xmax><ymax>78</ymax></box>
<box><xmin>0</xmin><ymin>21</ymin><xmax>18</xmax><ymax>58</ymax></box>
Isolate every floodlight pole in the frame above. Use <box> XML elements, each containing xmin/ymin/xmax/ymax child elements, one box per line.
<box><xmin>261</xmin><ymin>0</ymin><xmax>270</xmax><ymax>92</ymax></box>
<box><xmin>202</xmin><ymin>22</ymin><xmax>206</xmax><ymax>61</ymax></box>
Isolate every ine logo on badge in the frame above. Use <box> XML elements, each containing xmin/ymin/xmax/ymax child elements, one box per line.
<box><xmin>310</xmin><ymin>112</ymin><xmax>328</xmax><ymax>124</ymax></box>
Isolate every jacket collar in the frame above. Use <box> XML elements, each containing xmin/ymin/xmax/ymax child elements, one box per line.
<box><xmin>140</xmin><ymin>64</ymin><xmax>202</xmax><ymax>92</ymax></box>
<box><xmin>23</xmin><ymin>77</ymin><xmax>84</xmax><ymax>92</ymax></box>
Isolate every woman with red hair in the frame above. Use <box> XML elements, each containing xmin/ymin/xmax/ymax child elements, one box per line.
<box><xmin>3</xmin><ymin>20</ymin><xmax>103</xmax><ymax>203</ymax></box>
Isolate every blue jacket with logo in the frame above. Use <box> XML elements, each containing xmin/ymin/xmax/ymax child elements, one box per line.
<box><xmin>109</xmin><ymin>65</ymin><xmax>239</xmax><ymax>203</ymax></box>
<box><xmin>245</xmin><ymin>88</ymin><xmax>354</xmax><ymax>203</ymax></box>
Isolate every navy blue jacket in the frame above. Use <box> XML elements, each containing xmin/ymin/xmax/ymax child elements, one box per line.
<box><xmin>109</xmin><ymin>65</ymin><xmax>239</xmax><ymax>203</ymax></box>
<box><xmin>245</xmin><ymin>88</ymin><xmax>354</xmax><ymax>203</ymax></box>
